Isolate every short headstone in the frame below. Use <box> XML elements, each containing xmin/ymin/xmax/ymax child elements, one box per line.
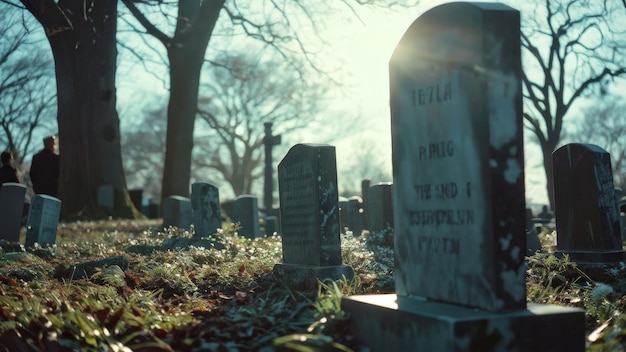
<box><xmin>233</xmin><ymin>195</ymin><xmax>260</xmax><ymax>238</ymax></box>
<box><xmin>367</xmin><ymin>183</ymin><xmax>393</xmax><ymax>234</ymax></box>
<box><xmin>191</xmin><ymin>182</ymin><xmax>221</xmax><ymax>237</ymax></box>
<box><xmin>97</xmin><ymin>184</ymin><xmax>114</xmax><ymax>211</ymax></box>
<box><xmin>525</xmin><ymin>208</ymin><xmax>542</xmax><ymax>255</ymax></box>
<box><xmin>553</xmin><ymin>143</ymin><xmax>626</xmax><ymax>262</ymax></box>
<box><xmin>345</xmin><ymin>196</ymin><xmax>364</xmax><ymax>235</ymax></box>
<box><xmin>162</xmin><ymin>196</ymin><xmax>192</xmax><ymax>231</ymax></box>
<box><xmin>274</xmin><ymin>143</ymin><xmax>354</xmax><ymax>289</ymax></box>
<box><xmin>0</xmin><ymin>183</ymin><xmax>27</xmax><ymax>242</ymax></box>
<box><xmin>25</xmin><ymin>195</ymin><xmax>62</xmax><ymax>248</ymax></box>
<box><xmin>342</xmin><ymin>3</ymin><xmax>584</xmax><ymax>351</ymax></box>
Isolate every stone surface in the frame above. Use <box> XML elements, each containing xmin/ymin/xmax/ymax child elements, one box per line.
<box><xmin>191</xmin><ymin>182</ymin><xmax>221</xmax><ymax>237</ymax></box>
<box><xmin>277</xmin><ymin>144</ymin><xmax>342</xmax><ymax>266</ymax></box>
<box><xmin>275</xmin><ymin>143</ymin><xmax>354</xmax><ymax>287</ymax></box>
<box><xmin>233</xmin><ymin>195</ymin><xmax>260</xmax><ymax>238</ymax></box>
<box><xmin>390</xmin><ymin>2</ymin><xmax>525</xmax><ymax>311</ymax></box>
<box><xmin>162</xmin><ymin>196</ymin><xmax>192</xmax><ymax>231</ymax></box>
<box><xmin>25</xmin><ymin>195</ymin><xmax>61</xmax><ymax>248</ymax></box>
<box><xmin>0</xmin><ymin>183</ymin><xmax>26</xmax><ymax>242</ymax></box>
<box><xmin>361</xmin><ymin>179</ymin><xmax>371</xmax><ymax>230</ymax></box>
<box><xmin>343</xmin><ymin>294</ymin><xmax>585</xmax><ymax>352</ymax></box>
<box><xmin>553</xmin><ymin>143</ymin><xmax>626</xmax><ymax>262</ymax></box>
<box><xmin>343</xmin><ymin>3</ymin><xmax>585</xmax><ymax>350</ymax></box>
<box><xmin>97</xmin><ymin>184</ymin><xmax>114</xmax><ymax>211</ymax></box>
<box><xmin>525</xmin><ymin>208</ymin><xmax>542</xmax><ymax>255</ymax></box>
<box><xmin>368</xmin><ymin>183</ymin><xmax>393</xmax><ymax>234</ymax></box>
<box><xmin>346</xmin><ymin>196</ymin><xmax>364</xmax><ymax>236</ymax></box>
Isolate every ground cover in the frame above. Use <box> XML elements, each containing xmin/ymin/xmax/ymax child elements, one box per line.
<box><xmin>0</xmin><ymin>220</ymin><xmax>624</xmax><ymax>351</ymax></box>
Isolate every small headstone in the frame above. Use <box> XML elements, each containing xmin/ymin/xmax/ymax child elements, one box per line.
<box><xmin>264</xmin><ymin>215</ymin><xmax>278</xmax><ymax>236</ymax></box>
<box><xmin>191</xmin><ymin>182</ymin><xmax>221</xmax><ymax>237</ymax></box>
<box><xmin>162</xmin><ymin>196</ymin><xmax>192</xmax><ymax>231</ymax></box>
<box><xmin>345</xmin><ymin>196</ymin><xmax>364</xmax><ymax>235</ymax></box>
<box><xmin>367</xmin><ymin>183</ymin><xmax>393</xmax><ymax>234</ymax></box>
<box><xmin>525</xmin><ymin>208</ymin><xmax>542</xmax><ymax>255</ymax></box>
<box><xmin>342</xmin><ymin>3</ymin><xmax>584</xmax><ymax>351</ymax></box>
<box><xmin>97</xmin><ymin>185</ymin><xmax>114</xmax><ymax>211</ymax></box>
<box><xmin>274</xmin><ymin>143</ymin><xmax>354</xmax><ymax>289</ymax></box>
<box><xmin>233</xmin><ymin>195</ymin><xmax>260</xmax><ymax>238</ymax></box>
<box><xmin>553</xmin><ymin>143</ymin><xmax>626</xmax><ymax>262</ymax></box>
<box><xmin>0</xmin><ymin>183</ymin><xmax>27</xmax><ymax>242</ymax></box>
<box><xmin>24</xmin><ymin>195</ymin><xmax>61</xmax><ymax>248</ymax></box>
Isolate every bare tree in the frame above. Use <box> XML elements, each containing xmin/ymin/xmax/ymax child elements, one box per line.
<box><xmin>119</xmin><ymin>0</ymin><xmax>418</xmax><ymax>203</ymax></box>
<box><xmin>569</xmin><ymin>97</ymin><xmax>626</xmax><ymax>189</ymax></box>
<box><xmin>521</xmin><ymin>0</ymin><xmax>626</xmax><ymax>209</ymax></box>
<box><xmin>0</xmin><ymin>9</ymin><xmax>56</xmax><ymax>167</ymax></box>
<box><xmin>195</xmin><ymin>51</ymin><xmax>325</xmax><ymax>197</ymax></box>
<box><xmin>5</xmin><ymin>0</ymin><xmax>141</xmax><ymax>219</ymax></box>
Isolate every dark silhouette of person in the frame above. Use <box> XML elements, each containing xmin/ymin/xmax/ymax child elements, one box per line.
<box><xmin>30</xmin><ymin>135</ymin><xmax>60</xmax><ymax>197</ymax></box>
<box><xmin>0</xmin><ymin>150</ymin><xmax>19</xmax><ymax>185</ymax></box>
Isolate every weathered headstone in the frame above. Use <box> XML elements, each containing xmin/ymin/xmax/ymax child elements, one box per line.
<box><xmin>346</xmin><ymin>196</ymin><xmax>364</xmax><ymax>235</ymax></box>
<box><xmin>361</xmin><ymin>179</ymin><xmax>371</xmax><ymax>230</ymax></box>
<box><xmin>191</xmin><ymin>182</ymin><xmax>221</xmax><ymax>237</ymax></box>
<box><xmin>233</xmin><ymin>195</ymin><xmax>260</xmax><ymax>238</ymax></box>
<box><xmin>97</xmin><ymin>184</ymin><xmax>114</xmax><ymax>211</ymax></box>
<box><xmin>0</xmin><ymin>183</ymin><xmax>26</xmax><ymax>242</ymax></box>
<box><xmin>25</xmin><ymin>195</ymin><xmax>61</xmax><ymax>248</ymax></box>
<box><xmin>553</xmin><ymin>143</ymin><xmax>626</xmax><ymax>262</ymax></box>
<box><xmin>342</xmin><ymin>3</ymin><xmax>584</xmax><ymax>351</ymax></box>
<box><xmin>367</xmin><ymin>182</ymin><xmax>393</xmax><ymax>234</ymax></box>
<box><xmin>525</xmin><ymin>208</ymin><xmax>542</xmax><ymax>255</ymax></box>
<box><xmin>274</xmin><ymin>144</ymin><xmax>354</xmax><ymax>289</ymax></box>
<box><xmin>162</xmin><ymin>196</ymin><xmax>192</xmax><ymax>231</ymax></box>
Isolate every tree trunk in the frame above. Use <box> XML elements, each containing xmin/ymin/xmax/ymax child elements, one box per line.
<box><xmin>23</xmin><ymin>0</ymin><xmax>138</xmax><ymax>219</ymax></box>
<box><xmin>160</xmin><ymin>0</ymin><xmax>225</xmax><ymax>203</ymax></box>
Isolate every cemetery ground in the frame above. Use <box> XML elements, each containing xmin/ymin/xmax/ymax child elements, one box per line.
<box><xmin>1</xmin><ymin>220</ymin><xmax>626</xmax><ymax>351</ymax></box>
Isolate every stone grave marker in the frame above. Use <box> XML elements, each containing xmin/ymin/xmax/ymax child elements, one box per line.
<box><xmin>342</xmin><ymin>3</ymin><xmax>585</xmax><ymax>351</ymax></box>
<box><xmin>367</xmin><ymin>182</ymin><xmax>393</xmax><ymax>234</ymax></box>
<box><xmin>25</xmin><ymin>195</ymin><xmax>62</xmax><ymax>248</ymax></box>
<box><xmin>162</xmin><ymin>196</ymin><xmax>192</xmax><ymax>231</ymax></box>
<box><xmin>553</xmin><ymin>143</ymin><xmax>626</xmax><ymax>262</ymax></box>
<box><xmin>346</xmin><ymin>196</ymin><xmax>364</xmax><ymax>235</ymax></box>
<box><xmin>361</xmin><ymin>179</ymin><xmax>371</xmax><ymax>230</ymax></box>
<box><xmin>233</xmin><ymin>195</ymin><xmax>260</xmax><ymax>238</ymax></box>
<box><xmin>97</xmin><ymin>184</ymin><xmax>114</xmax><ymax>211</ymax></box>
<box><xmin>274</xmin><ymin>143</ymin><xmax>354</xmax><ymax>289</ymax></box>
<box><xmin>191</xmin><ymin>182</ymin><xmax>221</xmax><ymax>237</ymax></box>
<box><xmin>264</xmin><ymin>215</ymin><xmax>278</xmax><ymax>236</ymax></box>
<box><xmin>0</xmin><ymin>183</ymin><xmax>26</xmax><ymax>242</ymax></box>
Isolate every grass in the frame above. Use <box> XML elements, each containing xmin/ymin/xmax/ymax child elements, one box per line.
<box><xmin>0</xmin><ymin>220</ymin><xmax>625</xmax><ymax>350</ymax></box>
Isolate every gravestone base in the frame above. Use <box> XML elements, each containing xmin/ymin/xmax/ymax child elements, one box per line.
<box><xmin>273</xmin><ymin>263</ymin><xmax>354</xmax><ymax>290</ymax></box>
<box><xmin>342</xmin><ymin>294</ymin><xmax>585</xmax><ymax>352</ymax></box>
<box><xmin>554</xmin><ymin>250</ymin><xmax>626</xmax><ymax>263</ymax></box>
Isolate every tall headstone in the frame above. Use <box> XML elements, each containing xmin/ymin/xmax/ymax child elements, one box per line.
<box><xmin>553</xmin><ymin>143</ymin><xmax>626</xmax><ymax>262</ymax></box>
<box><xmin>162</xmin><ymin>196</ymin><xmax>192</xmax><ymax>231</ymax></box>
<box><xmin>191</xmin><ymin>182</ymin><xmax>221</xmax><ymax>237</ymax></box>
<box><xmin>0</xmin><ymin>183</ymin><xmax>26</xmax><ymax>242</ymax></box>
<box><xmin>367</xmin><ymin>182</ymin><xmax>393</xmax><ymax>234</ymax></box>
<box><xmin>25</xmin><ymin>195</ymin><xmax>62</xmax><ymax>247</ymax></box>
<box><xmin>263</xmin><ymin>122</ymin><xmax>281</xmax><ymax>214</ymax></box>
<box><xmin>274</xmin><ymin>144</ymin><xmax>354</xmax><ymax>288</ymax></box>
<box><xmin>342</xmin><ymin>3</ymin><xmax>584</xmax><ymax>351</ymax></box>
<box><xmin>233</xmin><ymin>195</ymin><xmax>260</xmax><ymax>238</ymax></box>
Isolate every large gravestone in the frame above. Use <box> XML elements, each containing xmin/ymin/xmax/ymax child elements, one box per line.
<box><xmin>25</xmin><ymin>195</ymin><xmax>62</xmax><ymax>247</ymax></box>
<box><xmin>191</xmin><ymin>182</ymin><xmax>221</xmax><ymax>237</ymax></box>
<box><xmin>233</xmin><ymin>195</ymin><xmax>260</xmax><ymax>238</ymax></box>
<box><xmin>342</xmin><ymin>3</ymin><xmax>584</xmax><ymax>351</ymax></box>
<box><xmin>0</xmin><ymin>183</ymin><xmax>26</xmax><ymax>242</ymax></box>
<box><xmin>274</xmin><ymin>144</ymin><xmax>354</xmax><ymax>289</ymax></box>
<box><xmin>367</xmin><ymin>182</ymin><xmax>393</xmax><ymax>234</ymax></box>
<box><xmin>162</xmin><ymin>196</ymin><xmax>192</xmax><ymax>231</ymax></box>
<box><xmin>553</xmin><ymin>143</ymin><xmax>626</xmax><ymax>262</ymax></box>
